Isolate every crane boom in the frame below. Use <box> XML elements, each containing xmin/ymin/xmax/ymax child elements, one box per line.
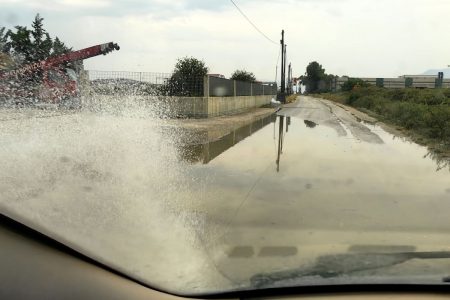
<box><xmin>45</xmin><ymin>42</ymin><xmax>120</xmax><ymax>68</ymax></box>
<box><xmin>0</xmin><ymin>42</ymin><xmax>120</xmax><ymax>80</ymax></box>
<box><xmin>0</xmin><ymin>42</ymin><xmax>120</xmax><ymax>106</ymax></box>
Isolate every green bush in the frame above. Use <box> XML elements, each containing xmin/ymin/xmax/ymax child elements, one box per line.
<box><xmin>421</xmin><ymin>90</ymin><xmax>446</xmax><ymax>105</ymax></box>
<box><xmin>442</xmin><ymin>89</ymin><xmax>450</xmax><ymax>99</ymax></box>
<box><xmin>340</xmin><ymin>78</ymin><xmax>371</xmax><ymax>92</ymax></box>
<box><xmin>389</xmin><ymin>89</ymin><xmax>406</xmax><ymax>101</ymax></box>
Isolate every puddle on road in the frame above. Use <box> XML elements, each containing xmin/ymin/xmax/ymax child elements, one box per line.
<box><xmin>179</xmin><ymin>112</ymin><xmax>448</xmax><ymax>174</ymax></box>
<box><xmin>173</xmin><ymin>112</ymin><xmax>450</xmax><ymax>288</ymax></box>
<box><xmin>174</xmin><ymin>111</ymin><xmax>450</xmax><ymax>244</ymax></box>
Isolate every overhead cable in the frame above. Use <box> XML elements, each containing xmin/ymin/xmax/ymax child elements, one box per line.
<box><xmin>229</xmin><ymin>0</ymin><xmax>278</xmax><ymax>45</ymax></box>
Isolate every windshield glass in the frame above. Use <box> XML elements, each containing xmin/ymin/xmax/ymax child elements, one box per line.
<box><xmin>1</xmin><ymin>0</ymin><xmax>450</xmax><ymax>297</ymax></box>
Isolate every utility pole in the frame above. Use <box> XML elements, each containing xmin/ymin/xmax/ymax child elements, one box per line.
<box><xmin>287</xmin><ymin>63</ymin><xmax>292</xmax><ymax>95</ymax></box>
<box><xmin>279</xmin><ymin>30</ymin><xmax>286</xmax><ymax>103</ymax></box>
<box><xmin>283</xmin><ymin>45</ymin><xmax>287</xmax><ymax>100</ymax></box>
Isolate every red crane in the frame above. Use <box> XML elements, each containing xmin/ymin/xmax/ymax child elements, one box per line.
<box><xmin>0</xmin><ymin>42</ymin><xmax>120</xmax><ymax>108</ymax></box>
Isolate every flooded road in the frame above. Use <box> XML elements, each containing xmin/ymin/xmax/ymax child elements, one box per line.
<box><xmin>1</xmin><ymin>96</ymin><xmax>450</xmax><ymax>294</ymax></box>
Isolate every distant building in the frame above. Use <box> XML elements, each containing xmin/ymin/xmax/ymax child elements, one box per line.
<box><xmin>208</xmin><ymin>74</ymin><xmax>225</xmax><ymax>78</ymax></box>
<box><xmin>398</xmin><ymin>74</ymin><xmax>438</xmax><ymax>79</ymax></box>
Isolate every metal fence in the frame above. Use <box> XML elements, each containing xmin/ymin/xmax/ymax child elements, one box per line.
<box><xmin>235</xmin><ymin>81</ymin><xmax>252</xmax><ymax>96</ymax></box>
<box><xmin>208</xmin><ymin>76</ymin><xmax>277</xmax><ymax>97</ymax></box>
<box><xmin>88</xmin><ymin>70</ymin><xmax>171</xmax><ymax>84</ymax></box>
<box><xmin>87</xmin><ymin>70</ymin><xmax>203</xmax><ymax>96</ymax></box>
<box><xmin>209</xmin><ymin>76</ymin><xmax>234</xmax><ymax>97</ymax></box>
<box><xmin>86</xmin><ymin>71</ymin><xmax>277</xmax><ymax>97</ymax></box>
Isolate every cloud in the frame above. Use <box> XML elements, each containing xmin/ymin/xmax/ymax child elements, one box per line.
<box><xmin>61</xmin><ymin>0</ymin><xmax>111</xmax><ymax>8</ymax></box>
<box><xmin>0</xmin><ymin>0</ymin><xmax>233</xmax><ymax>18</ymax></box>
<box><xmin>1</xmin><ymin>0</ymin><xmax>450</xmax><ymax>80</ymax></box>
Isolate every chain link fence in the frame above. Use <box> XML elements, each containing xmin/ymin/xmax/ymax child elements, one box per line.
<box><xmin>86</xmin><ymin>71</ymin><xmax>277</xmax><ymax>97</ymax></box>
<box><xmin>88</xmin><ymin>70</ymin><xmax>171</xmax><ymax>84</ymax></box>
<box><xmin>87</xmin><ymin>70</ymin><xmax>203</xmax><ymax>96</ymax></box>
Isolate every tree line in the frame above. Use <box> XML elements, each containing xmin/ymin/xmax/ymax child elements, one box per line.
<box><xmin>0</xmin><ymin>14</ymin><xmax>71</xmax><ymax>69</ymax></box>
<box><xmin>163</xmin><ymin>56</ymin><xmax>259</xmax><ymax>96</ymax></box>
<box><xmin>300</xmin><ymin>61</ymin><xmax>373</xmax><ymax>93</ymax></box>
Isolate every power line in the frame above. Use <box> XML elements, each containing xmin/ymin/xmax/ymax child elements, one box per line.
<box><xmin>275</xmin><ymin>45</ymin><xmax>281</xmax><ymax>82</ymax></box>
<box><xmin>229</xmin><ymin>0</ymin><xmax>278</xmax><ymax>45</ymax></box>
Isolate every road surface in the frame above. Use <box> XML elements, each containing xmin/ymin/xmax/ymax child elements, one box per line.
<box><xmin>1</xmin><ymin>96</ymin><xmax>450</xmax><ymax>293</ymax></box>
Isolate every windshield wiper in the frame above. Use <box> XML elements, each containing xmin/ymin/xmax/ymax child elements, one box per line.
<box><xmin>250</xmin><ymin>251</ymin><xmax>450</xmax><ymax>288</ymax></box>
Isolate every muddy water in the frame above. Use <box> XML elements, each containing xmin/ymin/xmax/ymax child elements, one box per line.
<box><xmin>1</xmin><ymin>98</ymin><xmax>450</xmax><ymax>295</ymax></box>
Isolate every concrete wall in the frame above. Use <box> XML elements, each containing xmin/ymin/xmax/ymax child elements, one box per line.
<box><xmin>156</xmin><ymin>96</ymin><xmax>207</xmax><ymax>118</ymax></box>
<box><xmin>83</xmin><ymin>94</ymin><xmax>273</xmax><ymax>118</ymax></box>
<box><xmin>207</xmin><ymin>95</ymin><xmax>272</xmax><ymax>117</ymax></box>
<box><xmin>153</xmin><ymin>95</ymin><xmax>272</xmax><ymax>118</ymax></box>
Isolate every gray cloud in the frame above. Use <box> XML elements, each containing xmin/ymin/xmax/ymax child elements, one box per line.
<box><xmin>1</xmin><ymin>0</ymin><xmax>450</xmax><ymax>80</ymax></box>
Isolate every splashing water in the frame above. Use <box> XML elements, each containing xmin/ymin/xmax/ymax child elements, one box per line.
<box><xmin>0</xmin><ymin>92</ymin><xmax>231</xmax><ymax>294</ymax></box>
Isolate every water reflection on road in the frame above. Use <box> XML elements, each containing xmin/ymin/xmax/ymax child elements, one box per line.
<box><xmin>179</xmin><ymin>114</ymin><xmax>277</xmax><ymax>164</ymax></box>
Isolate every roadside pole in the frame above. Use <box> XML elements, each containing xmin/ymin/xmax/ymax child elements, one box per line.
<box><xmin>279</xmin><ymin>30</ymin><xmax>286</xmax><ymax>103</ymax></box>
<box><xmin>287</xmin><ymin>63</ymin><xmax>292</xmax><ymax>95</ymax></box>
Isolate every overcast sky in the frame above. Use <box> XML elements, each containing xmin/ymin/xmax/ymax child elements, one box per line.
<box><xmin>1</xmin><ymin>0</ymin><xmax>449</xmax><ymax>81</ymax></box>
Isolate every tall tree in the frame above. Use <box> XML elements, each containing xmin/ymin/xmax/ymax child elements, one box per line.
<box><xmin>7</xmin><ymin>26</ymin><xmax>33</xmax><ymax>63</ymax></box>
<box><xmin>52</xmin><ymin>36</ymin><xmax>70</xmax><ymax>56</ymax></box>
<box><xmin>3</xmin><ymin>14</ymin><xmax>72</xmax><ymax>66</ymax></box>
<box><xmin>165</xmin><ymin>57</ymin><xmax>208</xmax><ymax>96</ymax></box>
<box><xmin>30</xmin><ymin>14</ymin><xmax>52</xmax><ymax>61</ymax></box>
<box><xmin>231</xmin><ymin>70</ymin><xmax>256</xmax><ymax>82</ymax></box>
<box><xmin>302</xmin><ymin>61</ymin><xmax>326</xmax><ymax>93</ymax></box>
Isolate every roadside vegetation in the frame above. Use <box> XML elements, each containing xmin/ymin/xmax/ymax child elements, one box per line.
<box><xmin>317</xmin><ymin>86</ymin><xmax>450</xmax><ymax>155</ymax></box>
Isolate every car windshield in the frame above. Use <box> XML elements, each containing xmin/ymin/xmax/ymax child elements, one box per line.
<box><xmin>1</xmin><ymin>0</ymin><xmax>450</xmax><ymax>297</ymax></box>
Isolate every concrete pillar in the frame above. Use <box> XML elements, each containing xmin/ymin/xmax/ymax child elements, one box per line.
<box><xmin>203</xmin><ymin>76</ymin><xmax>210</xmax><ymax>97</ymax></box>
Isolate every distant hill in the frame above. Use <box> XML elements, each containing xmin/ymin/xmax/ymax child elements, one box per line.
<box><xmin>422</xmin><ymin>68</ymin><xmax>450</xmax><ymax>78</ymax></box>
